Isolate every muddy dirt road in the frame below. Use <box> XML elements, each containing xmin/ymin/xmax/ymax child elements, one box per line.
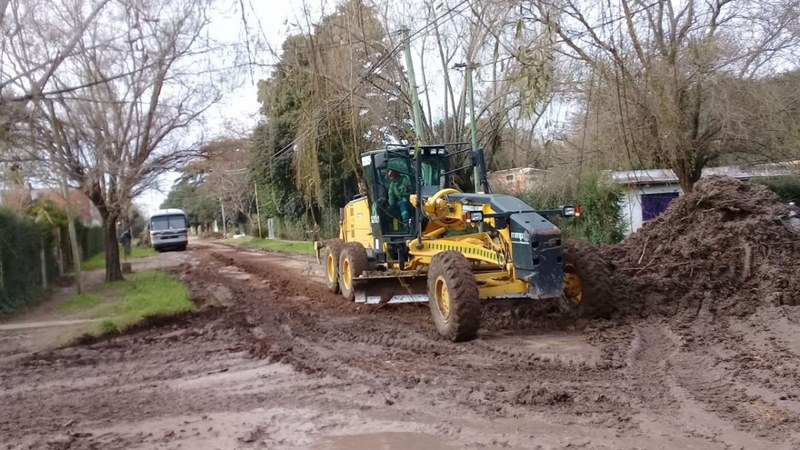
<box><xmin>2</xmin><ymin>241</ymin><xmax>799</xmax><ymax>449</ymax></box>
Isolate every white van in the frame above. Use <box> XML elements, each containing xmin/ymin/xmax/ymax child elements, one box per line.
<box><xmin>149</xmin><ymin>208</ymin><xmax>189</xmax><ymax>251</ymax></box>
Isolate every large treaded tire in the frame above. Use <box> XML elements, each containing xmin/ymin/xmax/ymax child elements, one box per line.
<box><xmin>427</xmin><ymin>251</ymin><xmax>480</xmax><ymax>342</ymax></box>
<box><xmin>324</xmin><ymin>239</ymin><xmax>344</xmax><ymax>293</ymax></box>
<box><xmin>339</xmin><ymin>242</ymin><xmax>369</xmax><ymax>301</ymax></box>
<box><xmin>560</xmin><ymin>240</ymin><xmax>614</xmax><ymax>318</ymax></box>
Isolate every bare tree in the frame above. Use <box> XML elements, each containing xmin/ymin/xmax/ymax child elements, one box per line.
<box><xmin>372</xmin><ymin>0</ymin><xmax>558</xmax><ymax>173</ymax></box>
<box><xmin>184</xmin><ymin>137</ymin><xmax>254</xmax><ymax>232</ymax></box>
<box><xmin>0</xmin><ymin>0</ymin><xmax>113</xmax><ymax>109</ymax></box>
<box><xmin>19</xmin><ymin>0</ymin><xmax>233</xmax><ymax>281</ymax></box>
<box><xmin>529</xmin><ymin>0</ymin><xmax>800</xmax><ymax>190</ymax></box>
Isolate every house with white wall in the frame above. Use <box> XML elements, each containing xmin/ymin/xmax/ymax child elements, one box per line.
<box><xmin>1</xmin><ymin>185</ymin><xmax>102</xmax><ymax>226</ymax></box>
<box><xmin>487</xmin><ymin>167</ymin><xmax>551</xmax><ymax>193</ymax></box>
<box><xmin>610</xmin><ymin>161</ymin><xmax>799</xmax><ymax>235</ymax></box>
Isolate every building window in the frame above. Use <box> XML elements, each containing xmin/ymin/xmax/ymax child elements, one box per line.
<box><xmin>641</xmin><ymin>192</ymin><xmax>679</xmax><ymax>221</ymax></box>
<box><xmin>506</xmin><ymin>175</ymin><xmax>514</xmax><ymax>181</ymax></box>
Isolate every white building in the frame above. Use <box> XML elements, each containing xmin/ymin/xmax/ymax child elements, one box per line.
<box><xmin>611</xmin><ymin>161</ymin><xmax>800</xmax><ymax>235</ymax></box>
<box><xmin>487</xmin><ymin>167</ymin><xmax>551</xmax><ymax>193</ymax></box>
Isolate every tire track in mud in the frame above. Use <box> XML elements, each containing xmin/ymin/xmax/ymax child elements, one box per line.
<box><xmin>159</xmin><ymin>248</ymin><xmax>800</xmax><ymax>448</ymax></box>
<box><xmin>679</xmin><ymin>311</ymin><xmax>800</xmax><ymax>443</ymax></box>
<box><xmin>200</xmin><ymin>243</ymin><xmax>800</xmax><ymax>447</ymax></box>
<box><xmin>199</xmin><ymin>246</ymin><xmax>635</xmax><ymax>426</ymax></box>
<box><xmin>7</xmin><ymin>243</ymin><xmax>800</xmax><ymax>449</ymax></box>
<box><xmin>626</xmin><ymin>322</ymin><xmax>798</xmax><ymax>448</ymax></box>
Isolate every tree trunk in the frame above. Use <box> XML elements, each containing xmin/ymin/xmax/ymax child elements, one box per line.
<box><xmin>103</xmin><ymin>218</ymin><xmax>123</xmax><ymax>282</ymax></box>
<box><xmin>673</xmin><ymin>154</ymin><xmax>703</xmax><ymax>193</ymax></box>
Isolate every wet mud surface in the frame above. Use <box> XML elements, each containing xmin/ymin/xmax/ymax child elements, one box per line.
<box><xmin>2</xmin><ymin>178</ymin><xmax>800</xmax><ymax>449</ymax></box>
<box><xmin>0</xmin><ymin>242</ymin><xmax>797</xmax><ymax>449</ymax></box>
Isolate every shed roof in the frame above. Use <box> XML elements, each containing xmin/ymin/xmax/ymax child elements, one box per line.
<box><xmin>609</xmin><ymin>161</ymin><xmax>800</xmax><ymax>186</ymax></box>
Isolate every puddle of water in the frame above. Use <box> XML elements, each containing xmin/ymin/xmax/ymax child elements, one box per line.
<box><xmin>315</xmin><ymin>432</ymin><xmax>454</xmax><ymax>450</ymax></box>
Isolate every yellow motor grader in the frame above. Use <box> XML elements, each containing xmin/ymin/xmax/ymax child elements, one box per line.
<box><xmin>315</xmin><ymin>143</ymin><xmax>612</xmax><ymax>341</ymax></box>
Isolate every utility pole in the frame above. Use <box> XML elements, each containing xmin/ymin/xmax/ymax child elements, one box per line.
<box><xmin>467</xmin><ymin>64</ymin><xmax>482</xmax><ymax>194</ymax></box>
<box><xmin>254</xmin><ymin>181</ymin><xmax>263</xmax><ymax>238</ymax></box>
<box><xmin>46</xmin><ymin>100</ymin><xmax>83</xmax><ymax>294</ymax></box>
<box><xmin>455</xmin><ymin>62</ymin><xmax>483</xmax><ymax>194</ymax></box>
<box><xmin>219</xmin><ymin>195</ymin><xmax>227</xmax><ymax>237</ymax></box>
<box><xmin>453</xmin><ymin>63</ymin><xmax>483</xmax><ymax>194</ymax></box>
<box><xmin>401</xmin><ymin>27</ymin><xmax>425</xmax><ymax>147</ymax></box>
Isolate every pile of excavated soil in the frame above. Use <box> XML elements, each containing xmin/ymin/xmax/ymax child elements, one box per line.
<box><xmin>603</xmin><ymin>176</ymin><xmax>800</xmax><ymax>318</ymax></box>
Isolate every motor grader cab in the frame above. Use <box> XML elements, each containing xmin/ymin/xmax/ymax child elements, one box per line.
<box><xmin>315</xmin><ymin>143</ymin><xmax>611</xmax><ymax>341</ymax></box>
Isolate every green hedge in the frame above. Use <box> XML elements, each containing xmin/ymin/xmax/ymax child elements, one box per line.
<box><xmin>0</xmin><ymin>207</ymin><xmax>53</xmax><ymax>314</ymax></box>
<box><xmin>51</xmin><ymin>222</ymin><xmax>104</xmax><ymax>268</ymax></box>
<box><xmin>754</xmin><ymin>176</ymin><xmax>800</xmax><ymax>203</ymax></box>
<box><xmin>74</xmin><ymin>221</ymin><xmax>104</xmax><ymax>263</ymax></box>
<box><xmin>0</xmin><ymin>206</ymin><xmax>104</xmax><ymax>315</ymax></box>
<box><xmin>514</xmin><ymin>171</ymin><xmax>625</xmax><ymax>245</ymax></box>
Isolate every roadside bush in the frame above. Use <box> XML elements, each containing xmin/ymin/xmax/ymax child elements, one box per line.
<box><xmin>754</xmin><ymin>176</ymin><xmax>800</xmax><ymax>204</ymax></box>
<box><xmin>57</xmin><ymin>221</ymin><xmax>104</xmax><ymax>265</ymax></box>
<box><xmin>317</xmin><ymin>206</ymin><xmax>341</xmax><ymax>240</ymax></box>
<box><xmin>0</xmin><ymin>207</ymin><xmax>53</xmax><ymax>314</ymax></box>
<box><xmin>274</xmin><ymin>215</ymin><xmax>329</xmax><ymax>241</ymax></box>
<box><xmin>514</xmin><ymin>170</ymin><xmax>624</xmax><ymax>245</ymax></box>
<box><xmin>77</xmin><ymin>222</ymin><xmax>104</xmax><ymax>260</ymax></box>
<box><xmin>31</xmin><ymin>199</ymin><xmax>104</xmax><ymax>266</ymax></box>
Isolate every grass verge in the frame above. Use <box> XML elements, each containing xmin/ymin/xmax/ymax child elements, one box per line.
<box><xmin>57</xmin><ymin>293</ymin><xmax>103</xmax><ymax>314</ymax></box>
<box><xmin>224</xmin><ymin>236</ymin><xmax>315</xmax><ymax>254</ymax></box>
<box><xmin>81</xmin><ymin>246</ymin><xmax>158</xmax><ymax>271</ymax></box>
<box><xmin>91</xmin><ymin>271</ymin><xmax>193</xmax><ymax>335</ymax></box>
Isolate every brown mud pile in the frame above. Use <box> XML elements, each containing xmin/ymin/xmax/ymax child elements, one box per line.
<box><xmin>604</xmin><ymin>176</ymin><xmax>800</xmax><ymax>318</ymax></box>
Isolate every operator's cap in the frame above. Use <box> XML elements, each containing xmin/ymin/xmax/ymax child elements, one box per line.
<box><xmin>386</xmin><ymin>170</ymin><xmax>398</xmax><ymax>178</ymax></box>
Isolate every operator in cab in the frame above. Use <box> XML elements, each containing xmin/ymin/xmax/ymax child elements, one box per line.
<box><xmin>386</xmin><ymin>169</ymin><xmax>412</xmax><ymax>223</ymax></box>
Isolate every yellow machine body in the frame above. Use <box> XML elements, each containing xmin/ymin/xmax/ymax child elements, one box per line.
<box><xmin>336</xmin><ymin>189</ymin><xmax>533</xmax><ymax>299</ymax></box>
<box><xmin>338</xmin><ymin>196</ymin><xmax>373</xmax><ymax>250</ymax></box>
<box><xmin>315</xmin><ymin>144</ymin><xmax>572</xmax><ymax>309</ymax></box>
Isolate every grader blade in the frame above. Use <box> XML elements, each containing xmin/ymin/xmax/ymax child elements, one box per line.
<box><xmin>351</xmin><ymin>271</ymin><xmax>428</xmax><ymax>305</ymax></box>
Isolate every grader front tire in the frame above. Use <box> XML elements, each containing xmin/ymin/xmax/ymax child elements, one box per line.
<box><xmin>427</xmin><ymin>251</ymin><xmax>480</xmax><ymax>342</ymax></box>
<box><xmin>560</xmin><ymin>240</ymin><xmax>614</xmax><ymax>318</ymax></box>
<box><xmin>339</xmin><ymin>243</ymin><xmax>368</xmax><ymax>301</ymax></box>
<box><xmin>324</xmin><ymin>239</ymin><xmax>344</xmax><ymax>294</ymax></box>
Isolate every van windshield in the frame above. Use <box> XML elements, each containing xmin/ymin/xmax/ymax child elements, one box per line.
<box><xmin>151</xmin><ymin>215</ymin><xmax>187</xmax><ymax>231</ymax></box>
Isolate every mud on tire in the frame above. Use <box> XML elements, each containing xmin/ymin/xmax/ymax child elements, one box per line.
<box><xmin>324</xmin><ymin>239</ymin><xmax>344</xmax><ymax>293</ymax></box>
<box><xmin>561</xmin><ymin>240</ymin><xmax>614</xmax><ymax>318</ymax></box>
<box><xmin>339</xmin><ymin>242</ymin><xmax>369</xmax><ymax>301</ymax></box>
<box><xmin>427</xmin><ymin>251</ymin><xmax>480</xmax><ymax>342</ymax></box>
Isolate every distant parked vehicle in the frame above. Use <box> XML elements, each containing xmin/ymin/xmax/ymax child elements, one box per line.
<box><xmin>149</xmin><ymin>208</ymin><xmax>189</xmax><ymax>252</ymax></box>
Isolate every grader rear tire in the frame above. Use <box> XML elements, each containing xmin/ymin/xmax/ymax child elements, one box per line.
<box><xmin>561</xmin><ymin>240</ymin><xmax>614</xmax><ymax>318</ymax></box>
<box><xmin>324</xmin><ymin>239</ymin><xmax>344</xmax><ymax>293</ymax></box>
<box><xmin>339</xmin><ymin>242</ymin><xmax>368</xmax><ymax>301</ymax></box>
<box><xmin>427</xmin><ymin>251</ymin><xmax>480</xmax><ymax>342</ymax></box>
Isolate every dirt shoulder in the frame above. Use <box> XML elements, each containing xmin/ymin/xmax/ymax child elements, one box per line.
<box><xmin>2</xmin><ymin>241</ymin><xmax>798</xmax><ymax>449</ymax></box>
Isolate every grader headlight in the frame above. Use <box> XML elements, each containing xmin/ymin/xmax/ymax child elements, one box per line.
<box><xmin>461</xmin><ymin>211</ymin><xmax>483</xmax><ymax>223</ymax></box>
<box><xmin>561</xmin><ymin>205</ymin><xmax>582</xmax><ymax>217</ymax></box>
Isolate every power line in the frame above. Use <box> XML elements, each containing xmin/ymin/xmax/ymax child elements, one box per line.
<box><xmin>268</xmin><ymin>41</ymin><xmax>403</xmax><ymax>162</ymax></box>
